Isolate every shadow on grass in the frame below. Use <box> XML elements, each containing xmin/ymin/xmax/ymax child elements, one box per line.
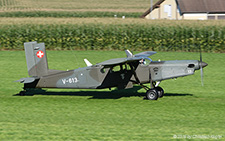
<box><xmin>14</xmin><ymin>86</ymin><xmax>193</xmax><ymax>99</ymax></box>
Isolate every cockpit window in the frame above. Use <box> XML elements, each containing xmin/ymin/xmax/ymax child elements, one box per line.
<box><xmin>139</xmin><ymin>58</ymin><xmax>151</xmax><ymax>65</ymax></box>
<box><xmin>100</xmin><ymin>68</ymin><xmax>106</xmax><ymax>73</ymax></box>
<box><xmin>139</xmin><ymin>59</ymin><xmax>146</xmax><ymax>64</ymax></box>
<box><xmin>111</xmin><ymin>64</ymin><xmax>131</xmax><ymax>72</ymax></box>
<box><xmin>112</xmin><ymin>65</ymin><xmax>120</xmax><ymax>72</ymax></box>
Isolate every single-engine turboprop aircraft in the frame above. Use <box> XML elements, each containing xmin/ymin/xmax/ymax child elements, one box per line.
<box><xmin>16</xmin><ymin>41</ymin><xmax>208</xmax><ymax>100</ymax></box>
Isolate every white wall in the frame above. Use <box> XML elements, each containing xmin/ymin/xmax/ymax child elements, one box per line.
<box><xmin>183</xmin><ymin>13</ymin><xmax>207</xmax><ymax>20</ymax></box>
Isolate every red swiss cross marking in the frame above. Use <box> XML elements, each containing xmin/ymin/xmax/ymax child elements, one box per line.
<box><xmin>36</xmin><ymin>50</ymin><xmax>44</xmax><ymax>58</ymax></box>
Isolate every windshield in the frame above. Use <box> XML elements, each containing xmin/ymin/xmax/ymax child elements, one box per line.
<box><xmin>139</xmin><ymin>58</ymin><xmax>152</xmax><ymax>65</ymax></box>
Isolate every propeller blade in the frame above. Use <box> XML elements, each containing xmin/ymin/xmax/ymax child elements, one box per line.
<box><xmin>199</xmin><ymin>47</ymin><xmax>205</xmax><ymax>86</ymax></box>
<box><xmin>200</xmin><ymin>47</ymin><xmax>202</xmax><ymax>62</ymax></box>
<box><xmin>201</xmin><ymin>66</ymin><xmax>204</xmax><ymax>86</ymax></box>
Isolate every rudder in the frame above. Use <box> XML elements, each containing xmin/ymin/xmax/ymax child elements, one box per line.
<box><xmin>24</xmin><ymin>41</ymin><xmax>49</xmax><ymax>77</ymax></box>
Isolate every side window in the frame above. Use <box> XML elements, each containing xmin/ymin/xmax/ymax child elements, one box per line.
<box><xmin>112</xmin><ymin>65</ymin><xmax>121</xmax><ymax>72</ymax></box>
<box><xmin>100</xmin><ymin>68</ymin><xmax>106</xmax><ymax>73</ymax></box>
<box><xmin>111</xmin><ymin>64</ymin><xmax>131</xmax><ymax>72</ymax></box>
<box><xmin>123</xmin><ymin>64</ymin><xmax>132</xmax><ymax>70</ymax></box>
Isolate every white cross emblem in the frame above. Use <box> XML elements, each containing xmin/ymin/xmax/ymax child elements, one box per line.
<box><xmin>36</xmin><ymin>50</ymin><xmax>44</xmax><ymax>58</ymax></box>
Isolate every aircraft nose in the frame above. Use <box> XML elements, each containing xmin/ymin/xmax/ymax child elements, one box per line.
<box><xmin>200</xmin><ymin>61</ymin><xmax>208</xmax><ymax>68</ymax></box>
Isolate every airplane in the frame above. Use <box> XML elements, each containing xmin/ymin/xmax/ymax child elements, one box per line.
<box><xmin>16</xmin><ymin>41</ymin><xmax>208</xmax><ymax>100</ymax></box>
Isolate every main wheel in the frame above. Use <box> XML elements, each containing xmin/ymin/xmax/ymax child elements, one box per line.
<box><xmin>155</xmin><ymin>87</ymin><xmax>164</xmax><ymax>98</ymax></box>
<box><xmin>19</xmin><ymin>91</ymin><xmax>26</xmax><ymax>96</ymax></box>
<box><xmin>146</xmin><ymin>89</ymin><xmax>159</xmax><ymax>100</ymax></box>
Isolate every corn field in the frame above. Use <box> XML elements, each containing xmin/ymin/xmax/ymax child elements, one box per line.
<box><xmin>1</xmin><ymin>23</ymin><xmax>224</xmax><ymax>52</ymax></box>
<box><xmin>0</xmin><ymin>0</ymin><xmax>224</xmax><ymax>53</ymax></box>
<box><xmin>0</xmin><ymin>11</ymin><xmax>142</xmax><ymax>18</ymax></box>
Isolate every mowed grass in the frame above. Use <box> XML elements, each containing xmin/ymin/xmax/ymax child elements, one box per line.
<box><xmin>0</xmin><ymin>50</ymin><xmax>224</xmax><ymax>140</ymax></box>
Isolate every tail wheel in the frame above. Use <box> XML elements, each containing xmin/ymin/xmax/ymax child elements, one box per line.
<box><xmin>146</xmin><ymin>88</ymin><xmax>158</xmax><ymax>100</ymax></box>
<box><xmin>19</xmin><ymin>91</ymin><xmax>26</xmax><ymax>96</ymax></box>
<box><xmin>155</xmin><ymin>87</ymin><xmax>164</xmax><ymax>98</ymax></box>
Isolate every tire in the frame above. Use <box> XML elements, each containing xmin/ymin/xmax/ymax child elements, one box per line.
<box><xmin>155</xmin><ymin>87</ymin><xmax>164</xmax><ymax>98</ymax></box>
<box><xmin>146</xmin><ymin>89</ymin><xmax>158</xmax><ymax>100</ymax></box>
<box><xmin>19</xmin><ymin>91</ymin><xmax>25</xmax><ymax>96</ymax></box>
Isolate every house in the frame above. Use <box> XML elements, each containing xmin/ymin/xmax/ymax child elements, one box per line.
<box><xmin>141</xmin><ymin>0</ymin><xmax>225</xmax><ymax>20</ymax></box>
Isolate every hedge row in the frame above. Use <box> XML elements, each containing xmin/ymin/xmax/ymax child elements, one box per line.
<box><xmin>0</xmin><ymin>24</ymin><xmax>225</xmax><ymax>52</ymax></box>
<box><xmin>0</xmin><ymin>11</ymin><xmax>142</xmax><ymax>18</ymax></box>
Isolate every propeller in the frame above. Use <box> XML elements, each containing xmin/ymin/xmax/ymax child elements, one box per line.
<box><xmin>199</xmin><ymin>47</ymin><xmax>208</xmax><ymax>86</ymax></box>
<box><xmin>200</xmin><ymin>49</ymin><xmax>204</xmax><ymax>86</ymax></box>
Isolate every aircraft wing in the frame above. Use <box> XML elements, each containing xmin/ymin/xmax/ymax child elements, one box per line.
<box><xmin>134</xmin><ymin>51</ymin><xmax>157</xmax><ymax>58</ymax></box>
<box><xmin>97</xmin><ymin>57</ymin><xmax>144</xmax><ymax>66</ymax></box>
<box><xmin>97</xmin><ymin>50</ymin><xmax>156</xmax><ymax>66</ymax></box>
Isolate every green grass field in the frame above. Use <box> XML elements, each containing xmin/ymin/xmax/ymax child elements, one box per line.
<box><xmin>0</xmin><ymin>50</ymin><xmax>224</xmax><ymax>140</ymax></box>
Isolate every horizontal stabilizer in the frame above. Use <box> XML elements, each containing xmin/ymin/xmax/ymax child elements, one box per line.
<box><xmin>84</xmin><ymin>59</ymin><xmax>92</xmax><ymax>66</ymax></box>
<box><xmin>15</xmin><ymin>77</ymin><xmax>36</xmax><ymax>83</ymax></box>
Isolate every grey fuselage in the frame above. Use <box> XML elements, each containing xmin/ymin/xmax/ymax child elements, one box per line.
<box><xmin>20</xmin><ymin>41</ymin><xmax>207</xmax><ymax>91</ymax></box>
<box><xmin>25</xmin><ymin>60</ymin><xmax>202</xmax><ymax>90</ymax></box>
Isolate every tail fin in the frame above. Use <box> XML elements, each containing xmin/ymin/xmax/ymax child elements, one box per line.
<box><xmin>24</xmin><ymin>41</ymin><xmax>49</xmax><ymax>77</ymax></box>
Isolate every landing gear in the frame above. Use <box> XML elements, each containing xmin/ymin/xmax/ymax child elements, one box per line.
<box><xmin>144</xmin><ymin>87</ymin><xmax>164</xmax><ymax>100</ymax></box>
<box><xmin>19</xmin><ymin>90</ymin><xmax>26</xmax><ymax>96</ymax></box>
<box><xmin>155</xmin><ymin>86</ymin><xmax>164</xmax><ymax>98</ymax></box>
<box><xmin>146</xmin><ymin>88</ymin><xmax>159</xmax><ymax>100</ymax></box>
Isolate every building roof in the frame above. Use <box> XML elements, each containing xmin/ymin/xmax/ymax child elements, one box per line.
<box><xmin>141</xmin><ymin>0</ymin><xmax>225</xmax><ymax>18</ymax></box>
<box><xmin>177</xmin><ymin>0</ymin><xmax>225</xmax><ymax>14</ymax></box>
<box><xmin>140</xmin><ymin>0</ymin><xmax>165</xmax><ymax>18</ymax></box>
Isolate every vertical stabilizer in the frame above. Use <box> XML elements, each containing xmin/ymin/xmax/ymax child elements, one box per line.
<box><xmin>24</xmin><ymin>41</ymin><xmax>49</xmax><ymax>77</ymax></box>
